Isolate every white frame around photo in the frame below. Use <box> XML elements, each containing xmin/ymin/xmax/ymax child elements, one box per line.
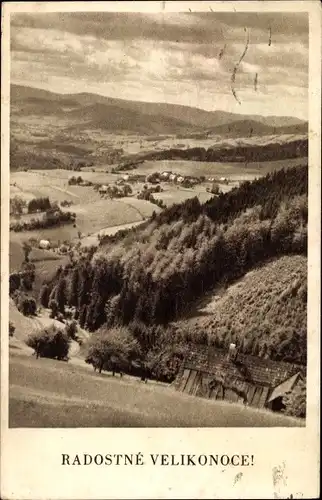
<box><xmin>1</xmin><ymin>1</ymin><xmax>320</xmax><ymax>498</ymax></box>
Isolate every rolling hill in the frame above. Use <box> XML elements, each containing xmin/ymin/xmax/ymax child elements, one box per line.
<box><xmin>9</xmin><ymin>84</ymin><xmax>308</xmax><ymax>171</ymax></box>
<box><xmin>64</xmin><ymin>103</ymin><xmax>200</xmax><ymax>135</ymax></box>
<box><xmin>11</xmin><ymin>84</ymin><xmax>307</xmax><ymax>136</ymax></box>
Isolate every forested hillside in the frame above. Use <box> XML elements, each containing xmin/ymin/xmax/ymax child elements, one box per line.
<box><xmin>39</xmin><ymin>164</ymin><xmax>308</xmax><ymax>374</ymax></box>
<box><xmin>173</xmin><ymin>255</ymin><xmax>307</xmax><ymax>366</ymax></box>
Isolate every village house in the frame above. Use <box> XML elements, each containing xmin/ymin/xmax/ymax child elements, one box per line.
<box><xmin>39</xmin><ymin>239</ymin><xmax>51</xmax><ymax>250</ymax></box>
<box><xmin>98</xmin><ymin>185</ymin><xmax>108</xmax><ymax>194</ymax></box>
<box><xmin>177</xmin><ymin>176</ymin><xmax>185</xmax><ymax>183</ymax></box>
<box><xmin>169</xmin><ymin>173</ymin><xmax>177</xmax><ymax>182</ymax></box>
<box><xmin>174</xmin><ymin>344</ymin><xmax>305</xmax><ymax>412</ymax></box>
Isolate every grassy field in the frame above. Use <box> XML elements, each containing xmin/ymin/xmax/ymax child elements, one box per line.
<box><xmin>10</xmin><ymin>299</ymin><xmax>65</xmax><ymax>342</ymax></box>
<box><xmin>9</xmin><ymin>199</ymin><xmax>150</xmax><ymax>246</ymax></box>
<box><xmin>154</xmin><ymin>186</ymin><xmax>214</xmax><ymax>207</ymax></box>
<box><xmin>146</xmin><ymin>133</ymin><xmax>308</xmax><ymax>153</ymax></box>
<box><xmin>9</xmin><ymin>239</ymin><xmax>69</xmax><ymax>298</ymax></box>
<box><xmin>117</xmin><ymin>197</ymin><xmax>162</xmax><ymax>218</ymax></box>
<box><xmin>71</xmin><ymin>199</ymin><xmax>143</xmax><ymax>235</ymax></box>
<box><xmin>80</xmin><ymin>220</ymin><xmax>146</xmax><ymax>248</ymax></box>
<box><xmin>9</xmin><ymin>156</ymin><xmax>307</xmax><ymax>251</ymax></box>
<box><xmin>9</xmin><ymin>170</ymin><xmax>158</xmax><ymax>244</ymax></box>
<box><xmin>134</xmin><ymin>157</ymin><xmax>307</xmax><ymax>180</ymax></box>
<box><xmin>11</xmin><ymin>170</ymin><xmax>91</xmax><ymax>204</ymax></box>
<box><xmin>9</xmin><ymin>239</ymin><xmax>63</xmax><ymax>272</ymax></box>
<box><xmin>9</xmin><ymin>352</ymin><xmax>303</xmax><ymax>428</ymax></box>
<box><xmin>9</xmin><ymin>299</ymin><xmax>89</xmax><ymax>354</ymax></box>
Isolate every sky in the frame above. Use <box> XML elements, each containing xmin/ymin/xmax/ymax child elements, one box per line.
<box><xmin>10</xmin><ymin>12</ymin><xmax>308</xmax><ymax>119</ymax></box>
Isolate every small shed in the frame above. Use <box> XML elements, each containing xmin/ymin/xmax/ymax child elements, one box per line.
<box><xmin>174</xmin><ymin>345</ymin><xmax>305</xmax><ymax>411</ymax></box>
<box><xmin>98</xmin><ymin>185</ymin><xmax>108</xmax><ymax>194</ymax></box>
<box><xmin>39</xmin><ymin>239</ymin><xmax>51</xmax><ymax>250</ymax></box>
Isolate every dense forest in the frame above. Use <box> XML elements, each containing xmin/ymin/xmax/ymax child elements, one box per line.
<box><xmin>132</xmin><ymin>137</ymin><xmax>308</xmax><ymax>163</ymax></box>
<box><xmin>39</xmin><ymin>164</ymin><xmax>308</xmax><ymax>375</ymax></box>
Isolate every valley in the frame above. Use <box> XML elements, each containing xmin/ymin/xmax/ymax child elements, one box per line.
<box><xmin>8</xmin><ymin>84</ymin><xmax>308</xmax><ymax>427</ymax></box>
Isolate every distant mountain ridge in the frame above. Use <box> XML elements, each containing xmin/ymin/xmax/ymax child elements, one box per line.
<box><xmin>11</xmin><ymin>84</ymin><xmax>307</xmax><ymax>136</ymax></box>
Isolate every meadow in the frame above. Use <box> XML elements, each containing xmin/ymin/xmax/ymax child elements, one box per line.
<box><xmin>132</xmin><ymin>157</ymin><xmax>307</xmax><ymax>179</ymax></box>
<box><xmin>10</xmin><ymin>169</ymin><xmax>159</xmax><ymax>246</ymax></box>
<box><xmin>9</xmin><ymin>352</ymin><xmax>303</xmax><ymax>428</ymax></box>
<box><xmin>9</xmin><ymin>240</ymin><xmax>69</xmax><ymax>300</ymax></box>
<box><xmin>153</xmin><ymin>187</ymin><xmax>214</xmax><ymax>206</ymax></box>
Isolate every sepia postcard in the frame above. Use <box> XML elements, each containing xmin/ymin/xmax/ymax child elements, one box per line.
<box><xmin>1</xmin><ymin>1</ymin><xmax>320</xmax><ymax>498</ymax></box>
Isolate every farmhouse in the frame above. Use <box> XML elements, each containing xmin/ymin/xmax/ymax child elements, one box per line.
<box><xmin>174</xmin><ymin>344</ymin><xmax>305</xmax><ymax>412</ymax></box>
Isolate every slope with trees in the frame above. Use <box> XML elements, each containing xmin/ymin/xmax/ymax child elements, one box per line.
<box><xmin>36</xmin><ymin>164</ymin><xmax>307</xmax><ymax>380</ymax></box>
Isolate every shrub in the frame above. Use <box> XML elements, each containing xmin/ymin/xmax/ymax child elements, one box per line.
<box><xmin>49</xmin><ymin>299</ymin><xmax>59</xmax><ymax>319</ymax></box>
<box><xmin>85</xmin><ymin>326</ymin><xmax>140</xmax><ymax>374</ymax></box>
<box><xmin>20</xmin><ymin>263</ymin><xmax>36</xmax><ymax>290</ymax></box>
<box><xmin>28</xmin><ymin>197</ymin><xmax>51</xmax><ymax>213</ymax></box>
<box><xmin>146</xmin><ymin>344</ymin><xmax>188</xmax><ymax>383</ymax></box>
<box><xmin>64</xmin><ymin>309</ymin><xmax>73</xmax><ymax>320</ymax></box>
<box><xmin>22</xmin><ymin>241</ymin><xmax>32</xmax><ymax>262</ymax></box>
<box><xmin>10</xmin><ymin>196</ymin><xmax>26</xmax><ymax>216</ymax></box>
<box><xmin>27</xmin><ymin>325</ymin><xmax>71</xmax><ymax>360</ymax></box>
<box><xmin>283</xmin><ymin>378</ymin><xmax>306</xmax><ymax>418</ymax></box>
<box><xmin>9</xmin><ymin>273</ymin><xmax>21</xmax><ymax>295</ymax></box>
<box><xmin>17</xmin><ymin>296</ymin><xmax>37</xmax><ymax>316</ymax></box>
<box><xmin>65</xmin><ymin>320</ymin><xmax>78</xmax><ymax>340</ymax></box>
<box><xmin>210</xmin><ymin>182</ymin><xmax>220</xmax><ymax>195</ymax></box>
<box><xmin>68</xmin><ymin>176</ymin><xmax>77</xmax><ymax>185</ymax></box>
<box><xmin>61</xmin><ymin>200</ymin><xmax>73</xmax><ymax>207</ymax></box>
<box><xmin>9</xmin><ymin>321</ymin><xmax>15</xmax><ymax>337</ymax></box>
<box><xmin>57</xmin><ymin>313</ymin><xmax>65</xmax><ymax>323</ymax></box>
<box><xmin>39</xmin><ymin>284</ymin><xmax>50</xmax><ymax>308</ymax></box>
<box><xmin>10</xmin><ymin>209</ymin><xmax>76</xmax><ymax>232</ymax></box>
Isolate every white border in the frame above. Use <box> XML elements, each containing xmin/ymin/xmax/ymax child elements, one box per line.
<box><xmin>1</xmin><ymin>2</ymin><xmax>320</xmax><ymax>499</ymax></box>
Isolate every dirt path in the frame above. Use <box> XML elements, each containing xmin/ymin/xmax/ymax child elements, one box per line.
<box><xmin>80</xmin><ymin>220</ymin><xmax>145</xmax><ymax>247</ymax></box>
<box><xmin>117</xmin><ymin>198</ymin><xmax>145</xmax><ymax>219</ymax></box>
<box><xmin>27</xmin><ymin>170</ymin><xmax>81</xmax><ymax>198</ymax></box>
<box><xmin>48</xmin><ymin>184</ymin><xmax>80</xmax><ymax>199</ymax></box>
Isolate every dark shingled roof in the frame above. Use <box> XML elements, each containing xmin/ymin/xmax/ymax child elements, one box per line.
<box><xmin>183</xmin><ymin>345</ymin><xmax>306</xmax><ymax>388</ymax></box>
